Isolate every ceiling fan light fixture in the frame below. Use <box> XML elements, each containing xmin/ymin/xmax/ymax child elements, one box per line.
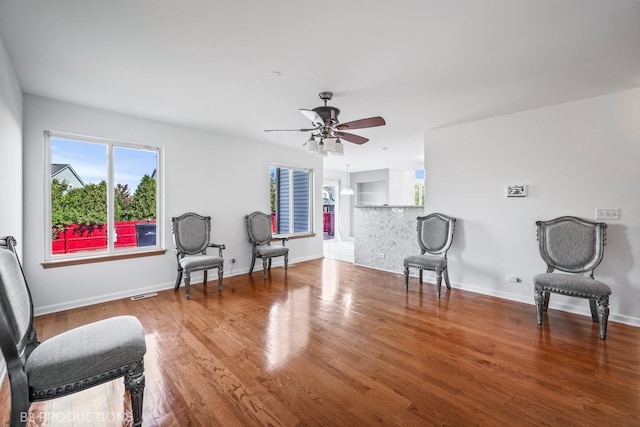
<box><xmin>316</xmin><ymin>141</ymin><xmax>328</xmax><ymax>157</ymax></box>
<box><xmin>305</xmin><ymin>136</ymin><xmax>317</xmax><ymax>154</ymax></box>
<box><xmin>332</xmin><ymin>140</ymin><xmax>344</xmax><ymax>156</ymax></box>
<box><xmin>323</xmin><ymin>137</ymin><xmax>336</xmax><ymax>153</ymax></box>
<box><xmin>265</xmin><ymin>91</ymin><xmax>386</xmax><ymax>157</ymax></box>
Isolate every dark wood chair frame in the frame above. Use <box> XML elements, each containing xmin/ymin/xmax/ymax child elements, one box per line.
<box><xmin>533</xmin><ymin>216</ymin><xmax>611</xmax><ymax>340</ymax></box>
<box><xmin>403</xmin><ymin>213</ymin><xmax>456</xmax><ymax>298</ymax></box>
<box><xmin>245</xmin><ymin>211</ymin><xmax>289</xmax><ymax>279</ymax></box>
<box><xmin>171</xmin><ymin>212</ymin><xmax>226</xmax><ymax>299</ymax></box>
<box><xmin>0</xmin><ymin>236</ymin><xmax>146</xmax><ymax>426</ymax></box>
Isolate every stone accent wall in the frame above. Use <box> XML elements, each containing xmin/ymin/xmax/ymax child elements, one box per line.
<box><xmin>354</xmin><ymin>206</ymin><xmax>424</xmax><ymax>274</ymax></box>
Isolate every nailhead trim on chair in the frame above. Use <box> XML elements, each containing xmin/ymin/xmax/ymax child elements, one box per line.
<box><xmin>30</xmin><ymin>363</ymin><xmax>132</xmax><ymax>400</ymax></box>
<box><xmin>404</xmin><ymin>262</ymin><xmax>440</xmax><ymax>271</ymax></box>
<box><xmin>534</xmin><ymin>284</ymin><xmax>609</xmax><ymax>300</ymax></box>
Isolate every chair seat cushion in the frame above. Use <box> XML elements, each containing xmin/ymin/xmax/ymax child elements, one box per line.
<box><xmin>26</xmin><ymin>316</ymin><xmax>146</xmax><ymax>391</ymax></box>
<box><xmin>533</xmin><ymin>273</ymin><xmax>611</xmax><ymax>296</ymax></box>
<box><xmin>404</xmin><ymin>254</ymin><xmax>447</xmax><ymax>270</ymax></box>
<box><xmin>257</xmin><ymin>245</ymin><xmax>289</xmax><ymax>257</ymax></box>
<box><xmin>179</xmin><ymin>254</ymin><xmax>223</xmax><ymax>271</ymax></box>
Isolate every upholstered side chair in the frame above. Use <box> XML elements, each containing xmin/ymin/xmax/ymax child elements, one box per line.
<box><xmin>171</xmin><ymin>212</ymin><xmax>225</xmax><ymax>299</ymax></box>
<box><xmin>0</xmin><ymin>236</ymin><xmax>146</xmax><ymax>427</ymax></box>
<box><xmin>404</xmin><ymin>213</ymin><xmax>457</xmax><ymax>298</ymax></box>
<box><xmin>533</xmin><ymin>216</ymin><xmax>612</xmax><ymax>340</ymax></box>
<box><xmin>245</xmin><ymin>211</ymin><xmax>289</xmax><ymax>278</ymax></box>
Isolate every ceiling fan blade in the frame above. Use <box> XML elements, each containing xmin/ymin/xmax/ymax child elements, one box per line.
<box><xmin>336</xmin><ymin>116</ymin><xmax>386</xmax><ymax>130</ymax></box>
<box><xmin>300</xmin><ymin>109</ymin><xmax>325</xmax><ymax>127</ymax></box>
<box><xmin>264</xmin><ymin>127</ymin><xmax>318</xmax><ymax>132</ymax></box>
<box><xmin>337</xmin><ymin>131</ymin><xmax>369</xmax><ymax>145</ymax></box>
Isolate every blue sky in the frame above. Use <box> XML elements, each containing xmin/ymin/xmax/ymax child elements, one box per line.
<box><xmin>51</xmin><ymin>138</ymin><xmax>157</xmax><ymax>191</ymax></box>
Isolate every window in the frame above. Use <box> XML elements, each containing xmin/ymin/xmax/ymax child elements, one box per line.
<box><xmin>45</xmin><ymin>131</ymin><xmax>162</xmax><ymax>261</ymax></box>
<box><xmin>270</xmin><ymin>165</ymin><xmax>313</xmax><ymax>235</ymax></box>
<box><xmin>415</xmin><ymin>169</ymin><xmax>425</xmax><ymax>206</ymax></box>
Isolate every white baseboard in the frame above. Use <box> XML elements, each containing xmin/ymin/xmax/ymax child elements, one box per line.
<box><xmin>34</xmin><ymin>281</ymin><xmax>176</xmax><ymax>317</ymax></box>
<box><xmin>354</xmin><ymin>263</ymin><xmax>640</xmax><ymax>328</ymax></box>
<box><xmin>32</xmin><ymin>255</ymin><xmax>325</xmax><ymax>317</ymax></box>
<box><xmin>32</xmin><ymin>256</ymin><xmax>639</xmax><ymax>327</ymax></box>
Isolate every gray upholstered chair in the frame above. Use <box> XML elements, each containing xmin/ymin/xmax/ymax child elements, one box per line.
<box><xmin>404</xmin><ymin>213</ymin><xmax>456</xmax><ymax>298</ymax></box>
<box><xmin>0</xmin><ymin>236</ymin><xmax>146</xmax><ymax>427</ymax></box>
<box><xmin>533</xmin><ymin>216</ymin><xmax>612</xmax><ymax>340</ymax></box>
<box><xmin>245</xmin><ymin>211</ymin><xmax>289</xmax><ymax>278</ymax></box>
<box><xmin>171</xmin><ymin>212</ymin><xmax>225</xmax><ymax>300</ymax></box>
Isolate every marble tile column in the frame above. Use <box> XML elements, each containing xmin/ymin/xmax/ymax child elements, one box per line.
<box><xmin>354</xmin><ymin>206</ymin><xmax>424</xmax><ymax>274</ymax></box>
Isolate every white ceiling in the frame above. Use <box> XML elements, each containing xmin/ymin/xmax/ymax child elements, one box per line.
<box><xmin>1</xmin><ymin>1</ymin><xmax>639</xmax><ymax>173</ymax></box>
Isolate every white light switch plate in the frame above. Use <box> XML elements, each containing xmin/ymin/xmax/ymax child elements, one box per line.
<box><xmin>595</xmin><ymin>208</ymin><xmax>620</xmax><ymax>220</ymax></box>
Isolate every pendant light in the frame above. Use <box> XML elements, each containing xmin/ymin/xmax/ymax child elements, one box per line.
<box><xmin>340</xmin><ymin>164</ymin><xmax>355</xmax><ymax>196</ymax></box>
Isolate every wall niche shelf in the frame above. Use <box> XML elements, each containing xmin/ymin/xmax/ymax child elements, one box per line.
<box><xmin>356</xmin><ymin>180</ymin><xmax>386</xmax><ymax>206</ymax></box>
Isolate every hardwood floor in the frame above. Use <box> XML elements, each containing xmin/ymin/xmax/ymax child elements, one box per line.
<box><xmin>2</xmin><ymin>258</ymin><xmax>639</xmax><ymax>426</ymax></box>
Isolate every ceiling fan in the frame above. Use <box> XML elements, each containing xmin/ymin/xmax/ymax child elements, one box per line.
<box><xmin>264</xmin><ymin>91</ymin><xmax>385</xmax><ymax>156</ymax></box>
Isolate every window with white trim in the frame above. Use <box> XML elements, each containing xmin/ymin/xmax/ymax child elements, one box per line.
<box><xmin>270</xmin><ymin>165</ymin><xmax>313</xmax><ymax>235</ymax></box>
<box><xmin>45</xmin><ymin>131</ymin><xmax>162</xmax><ymax>261</ymax></box>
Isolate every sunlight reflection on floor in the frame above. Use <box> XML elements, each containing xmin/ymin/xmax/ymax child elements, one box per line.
<box><xmin>323</xmin><ymin>239</ymin><xmax>354</xmax><ymax>263</ymax></box>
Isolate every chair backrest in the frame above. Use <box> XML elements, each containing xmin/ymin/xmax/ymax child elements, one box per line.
<box><xmin>245</xmin><ymin>211</ymin><xmax>273</xmax><ymax>246</ymax></box>
<box><xmin>536</xmin><ymin>216</ymin><xmax>607</xmax><ymax>275</ymax></box>
<box><xmin>416</xmin><ymin>213</ymin><xmax>456</xmax><ymax>256</ymax></box>
<box><xmin>171</xmin><ymin>212</ymin><xmax>212</xmax><ymax>256</ymax></box>
<box><xmin>0</xmin><ymin>236</ymin><xmax>39</xmax><ymax>363</ymax></box>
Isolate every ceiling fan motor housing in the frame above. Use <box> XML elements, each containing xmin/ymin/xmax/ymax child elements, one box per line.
<box><xmin>315</xmin><ymin>91</ymin><xmax>340</xmax><ymax>130</ymax></box>
<box><xmin>312</xmin><ymin>106</ymin><xmax>341</xmax><ymax>126</ymax></box>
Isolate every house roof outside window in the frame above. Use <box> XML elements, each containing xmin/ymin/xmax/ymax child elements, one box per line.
<box><xmin>51</xmin><ymin>163</ymin><xmax>85</xmax><ymax>189</ymax></box>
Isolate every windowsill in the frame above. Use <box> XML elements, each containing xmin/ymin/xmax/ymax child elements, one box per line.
<box><xmin>273</xmin><ymin>233</ymin><xmax>316</xmax><ymax>241</ymax></box>
<box><xmin>41</xmin><ymin>249</ymin><xmax>166</xmax><ymax>268</ymax></box>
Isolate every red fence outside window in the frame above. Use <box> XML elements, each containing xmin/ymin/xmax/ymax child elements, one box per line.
<box><xmin>52</xmin><ymin>220</ymin><xmax>156</xmax><ymax>255</ymax></box>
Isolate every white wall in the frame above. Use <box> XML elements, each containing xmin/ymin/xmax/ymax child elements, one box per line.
<box><xmin>425</xmin><ymin>88</ymin><xmax>640</xmax><ymax>326</ymax></box>
<box><xmin>0</xmin><ymin>28</ymin><xmax>24</xmax><ymax>383</ymax></box>
<box><xmin>0</xmin><ymin>35</ymin><xmax>23</xmax><ymax>252</ymax></box>
<box><xmin>388</xmin><ymin>169</ymin><xmax>419</xmax><ymax>206</ymax></box>
<box><xmin>22</xmin><ymin>95</ymin><xmax>324</xmax><ymax>315</ymax></box>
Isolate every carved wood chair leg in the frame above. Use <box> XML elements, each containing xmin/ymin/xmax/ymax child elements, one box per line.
<box><xmin>183</xmin><ymin>272</ymin><xmax>191</xmax><ymax>299</ymax></box>
<box><xmin>543</xmin><ymin>291</ymin><xmax>550</xmax><ymax>311</ymax></box>
<box><xmin>263</xmin><ymin>258</ymin><xmax>268</xmax><ymax>278</ymax></box>
<box><xmin>443</xmin><ymin>268</ymin><xmax>451</xmax><ymax>290</ymax></box>
<box><xmin>436</xmin><ymin>271</ymin><xmax>442</xmax><ymax>298</ymax></box>
<box><xmin>249</xmin><ymin>255</ymin><xmax>256</xmax><ymax>274</ymax></box>
<box><xmin>217</xmin><ymin>266</ymin><xmax>223</xmax><ymax>292</ymax></box>
<box><xmin>589</xmin><ymin>299</ymin><xmax>599</xmax><ymax>322</ymax></box>
<box><xmin>125</xmin><ymin>360</ymin><xmax>145</xmax><ymax>427</ymax></box>
<box><xmin>203</xmin><ymin>270</ymin><xmax>208</xmax><ymax>286</ymax></box>
<box><xmin>534</xmin><ymin>288</ymin><xmax>545</xmax><ymax>325</ymax></box>
<box><xmin>419</xmin><ymin>269</ymin><xmax>423</xmax><ymax>284</ymax></box>
<box><xmin>404</xmin><ymin>265</ymin><xmax>409</xmax><ymax>291</ymax></box>
<box><xmin>597</xmin><ymin>296</ymin><xmax>609</xmax><ymax>340</ymax></box>
<box><xmin>284</xmin><ymin>255</ymin><xmax>288</xmax><ymax>274</ymax></box>
<box><xmin>174</xmin><ymin>270</ymin><xmax>183</xmax><ymax>291</ymax></box>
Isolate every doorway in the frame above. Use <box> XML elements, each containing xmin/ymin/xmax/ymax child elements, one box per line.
<box><xmin>322</xmin><ymin>180</ymin><xmax>354</xmax><ymax>262</ymax></box>
<box><xmin>322</xmin><ymin>184</ymin><xmax>336</xmax><ymax>241</ymax></box>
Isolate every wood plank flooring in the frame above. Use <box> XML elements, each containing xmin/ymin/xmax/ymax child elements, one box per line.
<box><xmin>1</xmin><ymin>258</ymin><xmax>639</xmax><ymax>426</ymax></box>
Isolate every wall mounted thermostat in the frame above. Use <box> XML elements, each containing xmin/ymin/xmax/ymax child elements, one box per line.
<box><xmin>506</xmin><ymin>185</ymin><xmax>527</xmax><ymax>197</ymax></box>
